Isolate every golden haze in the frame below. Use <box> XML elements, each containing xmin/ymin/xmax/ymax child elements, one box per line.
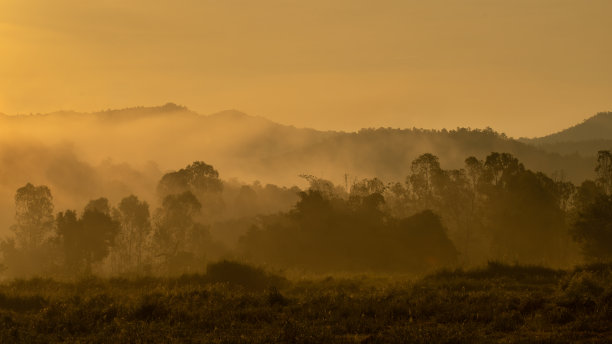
<box><xmin>0</xmin><ymin>0</ymin><xmax>611</xmax><ymax>137</ymax></box>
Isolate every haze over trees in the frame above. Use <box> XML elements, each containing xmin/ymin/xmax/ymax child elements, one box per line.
<box><xmin>1</xmin><ymin>106</ymin><xmax>612</xmax><ymax>278</ymax></box>
<box><xmin>56</xmin><ymin>198</ymin><xmax>119</xmax><ymax>275</ymax></box>
<box><xmin>570</xmin><ymin>151</ymin><xmax>612</xmax><ymax>261</ymax></box>
<box><xmin>1</xmin><ymin>183</ymin><xmax>56</xmax><ymax>276</ymax></box>
<box><xmin>0</xmin><ymin>104</ymin><xmax>602</xmax><ymax>237</ymax></box>
<box><xmin>1</xmin><ymin>147</ymin><xmax>611</xmax><ymax>278</ymax></box>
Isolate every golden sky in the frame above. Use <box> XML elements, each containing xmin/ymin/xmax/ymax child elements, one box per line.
<box><xmin>0</xmin><ymin>0</ymin><xmax>610</xmax><ymax>137</ymax></box>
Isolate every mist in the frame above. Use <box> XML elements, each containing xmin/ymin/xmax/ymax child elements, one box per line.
<box><xmin>0</xmin><ymin>104</ymin><xmax>596</xmax><ymax>240</ymax></box>
<box><xmin>1</xmin><ymin>103</ymin><xmax>608</xmax><ymax>279</ymax></box>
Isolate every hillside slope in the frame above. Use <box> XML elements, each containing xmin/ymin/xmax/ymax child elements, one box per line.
<box><xmin>0</xmin><ymin>103</ymin><xmax>599</xmax><ymax>239</ymax></box>
<box><xmin>522</xmin><ymin>112</ymin><xmax>612</xmax><ymax>156</ymax></box>
<box><xmin>0</xmin><ymin>103</ymin><xmax>594</xmax><ymax>186</ymax></box>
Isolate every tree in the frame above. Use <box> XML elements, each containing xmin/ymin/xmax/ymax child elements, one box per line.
<box><xmin>461</xmin><ymin>157</ymin><xmax>486</xmax><ymax>263</ymax></box>
<box><xmin>408</xmin><ymin>153</ymin><xmax>444</xmax><ymax>209</ymax></box>
<box><xmin>56</xmin><ymin>210</ymin><xmax>82</xmax><ymax>274</ymax></box>
<box><xmin>350</xmin><ymin>178</ymin><xmax>386</xmax><ymax>198</ymax></box>
<box><xmin>391</xmin><ymin>210</ymin><xmax>458</xmax><ymax>272</ymax></box>
<box><xmin>482</xmin><ymin>152</ymin><xmax>523</xmax><ymax>188</ymax></box>
<box><xmin>554</xmin><ymin>179</ymin><xmax>576</xmax><ymax>213</ymax></box>
<box><xmin>234</xmin><ymin>185</ymin><xmax>259</xmax><ymax>217</ymax></box>
<box><xmin>384</xmin><ymin>182</ymin><xmax>411</xmax><ymax>218</ymax></box>
<box><xmin>157</xmin><ymin>161</ymin><xmax>223</xmax><ymax>197</ymax></box>
<box><xmin>595</xmin><ymin>150</ymin><xmax>612</xmax><ymax>195</ymax></box>
<box><xmin>81</xmin><ymin>199</ymin><xmax>120</xmax><ymax>271</ymax></box>
<box><xmin>56</xmin><ymin>198</ymin><xmax>120</xmax><ymax>274</ymax></box>
<box><xmin>111</xmin><ymin>195</ymin><xmax>151</xmax><ymax>273</ymax></box>
<box><xmin>571</xmin><ymin>194</ymin><xmax>612</xmax><ymax>261</ymax></box>
<box><xmin>12</xmin><ymin>183</ymin><xmax>54</xmax><ymax>250</ymax></box>
<box><xmin>157</xmin><ymin>161</ymin><xmax>224</xmax><ymax>221</ymax></box>
<box><xmin>299</xmin><ymin>174</ymin><xmax>346</xmax><ymax>200</ymax></box>
<box><xmin>485</xmin><ymin>167</ymin><xmax>566</xmax><ymax>263</ymax></box>
<box><xmin>84</xmin><ymin>197</ymin><xmax>111</xmax><ymax>214</ymax></box>
<box><xmin>573</xmin><ymin>180</ymin><xmax>604</xmax><ymax>213</ymax></box>
<box><xmin>0</xmin><ymin>183</ymin><xmax>57</xmax><ymax>277</ymax></box>
<box><xmin>153</xmin><ymin>191</ymin><xmax>211</xmax><ymax>273</ymax></box>
<box><xmin>464</xmin><ymin>156</ymin><xmax>484</xmax><ymax>193</ymax></box>
<box><xmin>346</xmin><ymin>178</ymin><xmax>387</xmax><ymax>228</ymax></box>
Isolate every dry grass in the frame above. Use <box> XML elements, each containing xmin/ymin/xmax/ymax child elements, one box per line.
<box><xmin>0</xmin><ymin>261</ymin><xmax>611</xmax><ymax>343</ymax></box>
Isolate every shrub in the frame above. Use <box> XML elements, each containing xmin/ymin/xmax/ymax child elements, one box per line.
<box><xmin>205</xmin><ymin>260</ymin><xmax>287</xmax><ymax>291</ymax></box>
<box><xmin>0</xmin><ymin>292</ymin><xmax>46</xmax><ymax>311</ymax></box>
<box><xmin>267</xmin><ymin>287</ymin><xmax>287</xmax><ymax>306</ymax></box>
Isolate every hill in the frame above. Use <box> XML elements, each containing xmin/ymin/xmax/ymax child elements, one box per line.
<box><xmin>521</xmin><ymin>112</ymin><xmax>612</xmax><ymax>156</ymax></box>
<box><xmin>526</xmin><ymin>112</ymin><xmax>612</xmax><ymax>143</ymax></box>
<box><xmin>0</xmin><ymin>104</ymin><xmax>599</xmax><ymax>265</ymax></box>
<box><xmin>0</xmin><ymin>103</ymin><xmax>595</xmax><ymax>187</ymax></box>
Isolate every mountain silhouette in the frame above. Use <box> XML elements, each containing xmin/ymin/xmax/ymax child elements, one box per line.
<box><xmin>521</xmin><ymin>112</ymin><xmax>612</xmax><ymax>156</ymax></box>
<box><xmin>0</xmin><ymin>104</ymin><xmax>597</xmax><ymax>185</ymax></box>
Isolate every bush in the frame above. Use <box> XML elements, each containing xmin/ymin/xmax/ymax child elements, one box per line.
<box><xmin>429</xmin><ymin>261</ymin><xmax>564</xmax><ymax>284</ymax></box>
<box><xmin>267</xmin><ymin>287</ymin><xmax>287</xmax><ymax>306</ymax></box>
<box><xmin>205</xmin><ymin>260</ymin><xmax>287</xmax><ymax>291</ymax></box>
<box><xmin>131</xmin><ymin>293</ymin><xmax>170</xmax><ymax>322</ymax></box>
<box><xmin>0</xmin><ymin>292</ymin><xmax>46</xmax><ymax>311</ymax></box>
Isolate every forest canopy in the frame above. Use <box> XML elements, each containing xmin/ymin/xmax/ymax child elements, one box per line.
<box><xmin>1</xmin><ymin>150</ymin><xmax>611</xmax><ymax>278</ymax></box>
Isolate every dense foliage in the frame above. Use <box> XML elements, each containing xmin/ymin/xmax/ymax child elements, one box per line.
<box><xmin>1</xmin><ymin>150</ymin><xmax>612</xmax><ymax>278</ymax></box>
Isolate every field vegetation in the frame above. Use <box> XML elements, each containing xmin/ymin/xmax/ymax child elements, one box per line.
<box><xmin>0</xmin><ymin>261</ymin><xmax>611</xmax><ymax>343</ymax></box>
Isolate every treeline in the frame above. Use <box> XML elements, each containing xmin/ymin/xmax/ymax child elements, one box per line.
<box><xmin>241</xmin><ymin>152</ymin><xmax>575</xmax><ymax>271</ymax></box>
<box><xmin>0</xmin><ymin>162</ymin><xmax>298</xmax><ymax>278</ymax></box>
<box><xmin>2</xmin><ymin>151</ymin><xmax>612</xmax><ymax>278</ymax></box>
<box><xmin>241</xmin><ymin>189</ymin><xmax>457</xmax><ymax>273</ymax></box>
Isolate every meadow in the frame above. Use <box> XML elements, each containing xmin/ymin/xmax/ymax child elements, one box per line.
<box><xmin>0</xmin><ymin>261</ymin><xmax>611</xmax><ymax>343</ymax></box>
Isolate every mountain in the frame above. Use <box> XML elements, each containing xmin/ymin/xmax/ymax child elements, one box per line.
<box><xmin>0</xmin><ymin>103</ymin><xmax>601</xmax><ymax>236</ymax></box>
<box><xmin>521</xmin><ymin>112</ymin><xmax>612</xmax><ymax>156</ymax></box>
<box><xmin>0</xmin><ymin>103</ymin><xmax>596</xmax><ymax>185</ymax></box>
<box><xmin>4</xmin><ymin>103</ymin><xmax>194</xmax><ymax>121</ymax></box>
<box><xmin>526</xmin><ymin>112</ymin><xmax>612</xmax><ymax>143</ymax></box>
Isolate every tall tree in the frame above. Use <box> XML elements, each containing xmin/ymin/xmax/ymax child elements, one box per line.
<box><xmin>408</xmin><ymin>153</ymin><xmax>444</xmax><ymax>210</ymax></box>
<box><xmin>157</xmin><ymin>161</ymin><xmax>224</xmax><ymax>221</ymax></box>
<box><xmin>56</xmin><ymin>198</ymin><xmax>120</xmax><ymax>274</ymax></box>
<box><xmin>153</xmin><ymin>191</ymin><xmax>211</xmax><ymax>273</ymax></box>
<box><xmin>0</xmin><ymin>183</ymin><xmax>58</xmax><ymax>277</ymax></box>
<box><xmin>111</xmin><ymin>195</ymin><xmax>151</xmax><ymax>273</ymax></box>
<box><xmin>595</xmin><ymin>150</ymin><xmax>612</xmax><ymax>195</ymax></box>
<box><xmin>571</xmin><ymin>194</ymin><xmax>612</xmax><ymax>262</ymax></box>
<box><xmin>483</xmin><ymin>152</ymin><xmax>523</xmax><ymax>188</ymax></box>
<box><xmin>56</xmin><ymin>210</ymin><xmax>82</xmax><ymax>274</ymax></box>
<box><xmin>12</xmin><ymin>183</ymin><xmax>54</xmax><ymax>250</ymax></box>
<box><xmin>461</xmin><ymin>157</ymin><xmax>486</xmax><ymax>263</ymax></box>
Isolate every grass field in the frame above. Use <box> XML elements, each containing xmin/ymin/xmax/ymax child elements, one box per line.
<box><xmin>0</xmin><ymin>261</ymin><xmax>611</xmax><ymax>343</ymax></box>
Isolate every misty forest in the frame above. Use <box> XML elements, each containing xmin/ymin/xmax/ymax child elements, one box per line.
<box><xmin>1</xmin><ymin>107</ymin><xmax>612</xmax><ymax>342</ymax></box>
<box><xmin>3</xmin><ymin>0</ymin><xmax>612</xmax><ymax>341</ymax></box>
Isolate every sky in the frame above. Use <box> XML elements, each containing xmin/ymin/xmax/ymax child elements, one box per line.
<box><xmin>0</xmin><ymin>0</ymin><xmax>611</xmax><ymax>138</ymax></box>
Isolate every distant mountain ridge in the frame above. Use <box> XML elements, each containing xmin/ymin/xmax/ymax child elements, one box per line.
<box><xmin>526</xmin><ymin>112</ymin><xmax>612</xmax><ymax>143</ymax></box>
<box><xmin>2</xmin><ymin>103</ymin><xmax>313</xmax><ymax>132</ymax></box>
<box><xmin>2</xmin><ymin>103</ymin><xmax>194</xmax><ymax>121</ymax></box>
<box><xmin>0</xmin><ymin>103</ymin><xmax>599</xmax><ymax>184</ymax></box>
<box><xmin>521</xmin><ymin>111</ymin><xmax>612</xmax><ymax>156</ymax></box>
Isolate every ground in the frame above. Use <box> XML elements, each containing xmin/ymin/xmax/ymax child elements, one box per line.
<box><xmin>0</xmin><ymin>262</ymin><xmax>611</xmax><ymax>343</ymax></box>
